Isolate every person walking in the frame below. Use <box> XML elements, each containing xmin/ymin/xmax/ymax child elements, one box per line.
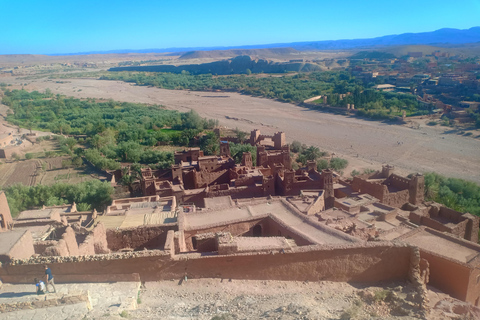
<box><xmin>44</xmin><ymin>265</ymin><xmax>56</xmax><ymax>293</ymax></box>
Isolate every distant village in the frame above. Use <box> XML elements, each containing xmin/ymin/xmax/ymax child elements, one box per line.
<box><xmin>1</xmin><ymin>128</ymin><xmax>480</xmax><ymax>312</ymax></box>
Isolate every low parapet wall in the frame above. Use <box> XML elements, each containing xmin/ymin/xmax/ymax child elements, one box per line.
<box><xmin>0</xmin><ymin>242</ymin><xmax>418</xmax><ymax>285</ymax></box>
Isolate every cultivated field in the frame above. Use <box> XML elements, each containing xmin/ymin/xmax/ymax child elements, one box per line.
<box><xmin>5</xmin><ymin>76</ymin><xmax>477</xmax><ymax>184</ymax></box>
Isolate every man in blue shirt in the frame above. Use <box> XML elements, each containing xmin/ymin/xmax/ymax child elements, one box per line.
<box><xmin>44</xmin><ymin>265</ymin><xmax>56</xmax><ymax>293</ymax></box>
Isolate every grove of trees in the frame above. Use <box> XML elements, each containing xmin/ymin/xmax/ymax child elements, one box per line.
<box><xmin>100</xmin><ymin>71</ymin><xmax>428</xmax><ymax>120</ymax></box>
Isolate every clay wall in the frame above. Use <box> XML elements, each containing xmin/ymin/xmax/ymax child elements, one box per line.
<box><xmin>44</xmin><ymin>239</ymin><xmax>69</xmax><ymax>257</ymax></box>
<box><xmin>164</xmin><ymin>230</ymin><xmax>175</xmax><ymax>256</ymax></box>
<box><xmin>386</xmin><ymin>174</ymin><xmax>410</xmax><ymax>191</ymax></box>
<box><xmin>420</xmin><ymin>250</ymin><xmax>473</xmax><ymax>303</ymax></box>
<box><xmin>233</xmin><ymin>175</ymin><xmax>258</xmax><ymax>187</ymax></box>
<box><xmin>351</xmin><ymin>177</ymin><xmax>386</xmax><ymax>201</ymax></box>
<box><xmin>205</xmin><ymin>185</ymin><xmax>266</xmax><ymax>200</ymax></box>
<box><xmin>92</xmin><ymin>223</ymin><xmax>110</xmax><ymax>254</ymax></box>
<box><xmin>193</xmin><ymin>169</ymin><xmax>230</xmax><ymax>188</ymax></box>
<box><xmin>34</xmin><ymin>240</ymin><xmax>57</xmax><ymax>255</ymax></box>
<box><xmin>106</xmin><ymin>224</ymin><xmax>177</xmax><ymax>252</ymax></box>
<box><xmin>174</xmin><ymin>148</ymin><xmax>203</xmax><ymax>164</ymax></box>
<box><xmin>305</xmin><ymin>193</ymin><xmax>325</xmax><ymax>216</ymax></box>
<box><xmin>198</xmin><ymin>157</ymin><xmax>219</xmax><ymax>171</ymax></box>
<box><xmin>383</xmin><ymin>189</ymin><xmax>410</xmax><ymax>207</ymax></box>
<box><xmin>419</xmin><ymin>217</ymin><xmax>452</xmax><ymax>233</ymax></box>
<box><xmin>0</xmin><ymin>192</ymin><xmax>13</xmax><ymax>231</ymax></box>
<box><xmin>63</xmin><ymin>227</ymin><xmax>80</xmax><ymax>256</ymax></box>
<box><xmin>263</xmin><ymin>216</ymin><xmax>314</xmax><ymax>246</ymax></box>
<box><xmin>183</xmin><ymin>218</ymin><xmax>265</xmax><ymax>251</ymax></box>
<box><xmin>466</xmin><ymin>264</ymin><xmax>480</xmax><ymax>306</ymax></box>
<box><xmin>279</xmin><ymin>178</ymin><xmax>323</xmax><ymax>197</ymax></box>
<box><xmin>78</xmin><ymin>237</ymin><xmax>95</xmax><ymax>256</ymax></box>
<box><xmin>1</xmin><ymin>231</ymin><xmax>35</xmax><ymax>263</ymax></box>
<box><xmin>0</xmin><ymin>243</ymin><xmax>417</xmax><ymax>286</ymax></box>
<box><xmin>435</xmin><ymin>206</ymin><xmax>463</xmax><ymax>222</ymax></box>
<box><xmin>465</xmin><ymin>214</ymin><xmax>480</xmax><ymax>243</ymax></box>
<box><xmin>451</xmin><ymin>220</ymin><xmax>470</xmax><ymax>239</ymax></box>
<box><xmin>181</xmin><ymin>190</ymin><xmax>207</xmax><ymax>206</ymax></box>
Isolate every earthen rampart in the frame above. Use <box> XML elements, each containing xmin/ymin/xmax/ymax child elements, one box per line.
<box><xmin>0</xmin><ymin>243</ymin><xmax>419</xmax><ymax>287</ymax></box>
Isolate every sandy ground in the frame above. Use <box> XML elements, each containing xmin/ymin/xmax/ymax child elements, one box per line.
<box><xmin>3</xmin><ymin>76</ymin><xmax>480</xmax><ymax>183</ymax></box>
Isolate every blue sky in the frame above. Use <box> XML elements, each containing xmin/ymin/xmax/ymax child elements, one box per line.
<box><xmin>1</xmin><ymin>0</ymin><xmax>480</xmax><ymax>55</ymax></box>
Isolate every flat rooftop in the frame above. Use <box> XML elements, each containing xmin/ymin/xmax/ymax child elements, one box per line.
<box><xmin>402</xmin><ymin>228</ymin><xmax>480</xmax><ymax>264</ymax></box>
<box><xmin>185</xmin><ymin>200</ymin><xmax>355</xmax><ymax>245</ymax></box>
<box><xmin>234</xmin><ymin>236</ymin><xmax>292</xmax><ymax>252</ymax></box>
<box><xmin>16</xmin><ymin>209</ymin><xmax>59</xmax><ymax>220</ymax></box>
<box><xmin>204</xmin><ymin>196</ymin><xmax>235</xmax><ymax>210</ymax></box>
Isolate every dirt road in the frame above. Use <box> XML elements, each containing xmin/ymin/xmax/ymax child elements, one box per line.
<box><xmin>12</xmin><ymin>77</ymin><xmax>480</xmax><ymax>183</ymax></box>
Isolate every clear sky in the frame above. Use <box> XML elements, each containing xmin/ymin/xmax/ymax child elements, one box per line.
<box><xmin>1</xmin><ymin>0</ymin><xmax>480</xmax><ymax>55</ymax></box>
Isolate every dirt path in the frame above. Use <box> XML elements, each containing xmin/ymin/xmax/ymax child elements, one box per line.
<box><xmin>9</xmin><ymin>77</ymin><xmax>480</xmax><ymax>183</ymax></box>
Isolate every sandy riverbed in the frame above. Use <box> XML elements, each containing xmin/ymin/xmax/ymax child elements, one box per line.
<box><xmin>5</xmin><ymin>76</ymin><xmax>480</xmax><ymax>183</ymax></box>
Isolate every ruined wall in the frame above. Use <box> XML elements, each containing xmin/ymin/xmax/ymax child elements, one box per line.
<box><xmin>351</xmin><ymin>177</ymin><xmax>386</xmax><ymax>201</ymax></box>
<box><xmin>423</xmin><ymin>206</ymin><xmax>479</xmax><ymax>242</ymax></box>
<box><xmin>44</xmin><ymin>239</ymin><xmax>69</xmax><ymax>257</ymax></box>
<box><xmin>0</xmin><ymin>243</ymin><xmax>418</xmax><ymax>286</ymax></box>
<box><xmin>183</xmin><ymin>218</ymin><xmax>265</xmax><ymax>251</ymax></box>
<box><xmin>194</xmin><ymin>169</ymin><xmax>230</xmax><ymax>189</ymax></box>
<box><xmin>63</xmin><ymin>227</ymin><xmax>79</xmax><ymax>256</ymax></box>
<box><xmin>106</xmin><ymin>224</ymin><xmax>177</xmax><ymax>252</ymax></box>
<box><xmin>92</xmin><ymin>223</ymin><xmax>110</xmax><ymax>254</ymax></box>
<box><xmin>34</xmin><ymin>241</ymin><xmax>57</xmax><ymax>255</ymax></box>
<box><xmin>386</xmin><ymin>174</ymin><xmax>410</xmax><ymax>191</ymax></box>
<box><xmin>383</xmin><ymin>189</ymin><xmax>410</xmax><ymax>207</ymax></box>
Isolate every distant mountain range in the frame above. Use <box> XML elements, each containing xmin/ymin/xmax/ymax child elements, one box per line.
<box><xmin>51</xmin><ymin>27</ymin><xmax>480</xmax><ymax>56</ymax></box>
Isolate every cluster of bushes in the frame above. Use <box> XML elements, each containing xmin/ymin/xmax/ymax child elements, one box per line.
<box><xmin>290</xmin><ymin>141</ymin><xmax>348</xmax><ymax>172</ymax></box>
<box><xmin>2</xmin><ymin>90</ymin><xmax>216</xmax><ymax>140</ymax></box>
<box><xmin>2</xmin><ymin>90</ymin><xmax>220</xmax><ymax>170</ymax></box>
<box><xmin>99</xmin><ymin>71</ymin><xmax>427</xmax><ymax>120</ymax></box>
<box><xmin>229</xmin><ymin>142</ymin><xmax>257</xmax><ymax>164</ymax></box>
<box><xmin>4</xmin><ymin>180</ymin><xmax>114</xmax><ymax>217</ymax></box>
<box><xmin>424</xmin><ymin>172</ymin><xmax>480</xmax><ymax>216</ymax></box>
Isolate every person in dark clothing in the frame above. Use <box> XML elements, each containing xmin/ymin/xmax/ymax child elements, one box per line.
<box><xmin>44</xmin><ymin>265</ymin><xmax>56</xmax><ymax>293</ymax></box>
